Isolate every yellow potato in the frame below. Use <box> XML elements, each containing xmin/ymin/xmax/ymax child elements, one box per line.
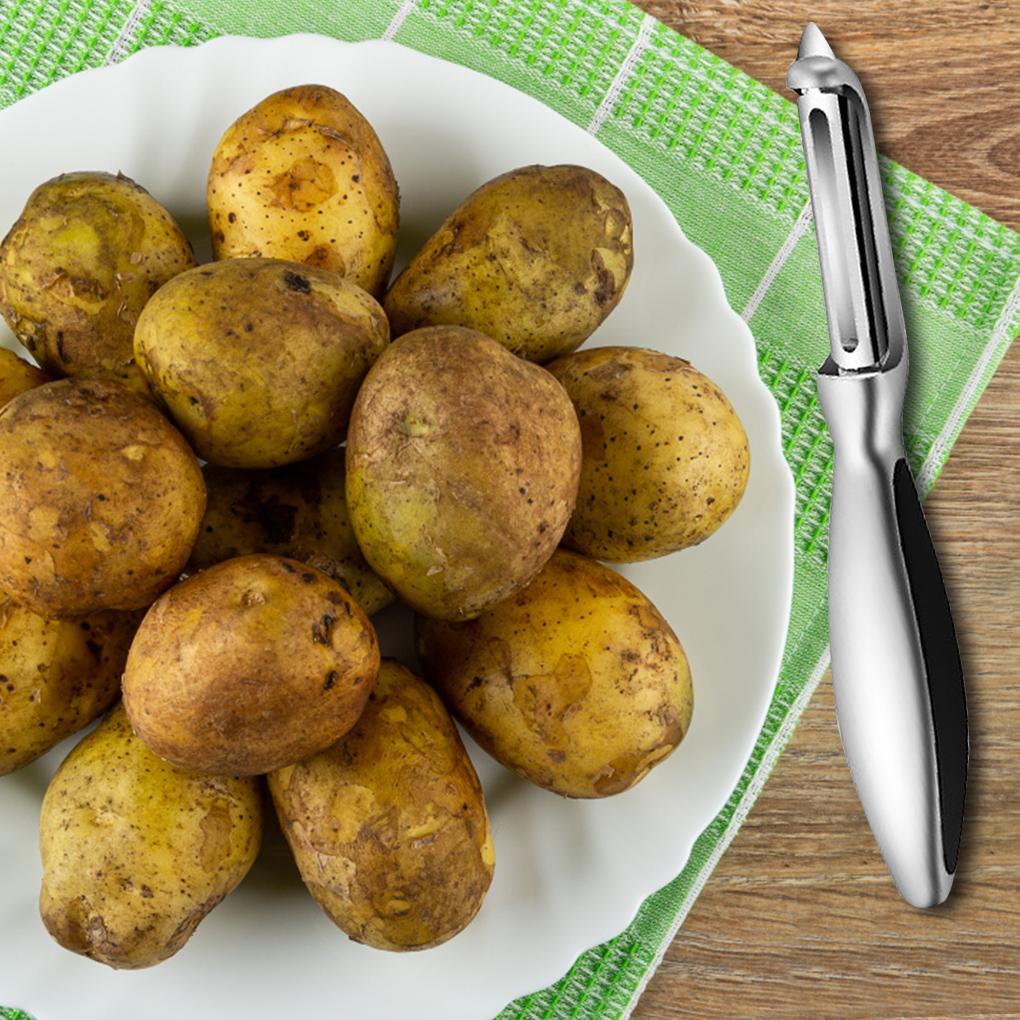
<box><xmin>384</xmin><ymin>165</ymin><xmax>633</xmax><ymax>362</ymax></box>
<box><xmin>0</xmin><ymin>171</ymin><xmax>195</xmax><ymax>392</ymax></box>
<box><xmin>0</xmin><ymin>595</ymin><xmax>138</xmax><ymax>775</ymax></box>
<box><xmin>191</xmin><ymin>450</ymin><xmax>393</xmax><ymax>615</ymax></box>
<box><xmin>346</xmin><ymin>326</ymin><xmax>581</xmax><ymax>620</ymax></box>
<box><xmin>418</xmin><ymin>550</ymin><xmax>693</xmax><ymax>798</ymax></box>
<box><xmin>0</xmin><ymin>379</ymin><xmax>206</xmax><ymax>617</ymax></box>
<box><xmin>39</xmin><ymin>703</ymin><xmax>262</xmax><ymax>969</ymax></box>
<box><xmin>123</xmin><ymin>555</ymin><xmax>380</xmax><ymax>775</ymax></box>
<box><xmin>547</xmin><ymin>347</ymin><xmax>750</xmax><ymax>561</ymax></box>
<box><xmin>269</xmin><ymin>661</ymin><xmax>494</xmax><ymax>950</ymax></box>
<box><xmin>134</xmin><ymin>258</ymin><xmax>389</xmax><ymax>468</ymax></box>
<box><xmin>0</xmin><ymin>347</ymin><xmax>48</xmax><ymax>408</ymax></box>
<box><xmin>208</xmin><ymin>84</ymin><xmax>399</xmax><ymax>296</ymax></box>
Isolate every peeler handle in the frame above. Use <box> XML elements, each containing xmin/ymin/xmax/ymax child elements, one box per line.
<box><xmin>817</xmin><ymin>360</ymin><xmax>967</xmax><ymax>908</ymax></box>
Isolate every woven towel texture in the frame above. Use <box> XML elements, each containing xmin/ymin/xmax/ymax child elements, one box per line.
<box><xmin>1</xmin><ymin>2</ymin><xmax>1018</xmax><ymax>1018</ymax></box>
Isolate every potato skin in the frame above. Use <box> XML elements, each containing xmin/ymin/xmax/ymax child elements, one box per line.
<box><xmin>123</xmin><ymin>555</ymin><xmax>380</xmax><ymax>775</ymax></box>
<box><xmin>346</xmin><ymin>326</ymin><xmax>582</xmax><ymax>620</ymax></box>
<box><xmin>135</xmin><ymin>258</ymin><xmax>389</xmax><ymax>468</ymax></box>
<box><xmin>418</xmin><ymin>550</ymin><xmax>693</xmax><ymax>798</ymax></box>
<box><xmin>208</xmin><ymin>84</ymin><xmax>399</xmax><ymax>297</ymax></box>
<box><xmin>547</xmin><ymin>347</ymin><xmax>750</xmax><ymax>561</ymax></box>
<box><xmin>0</xmin><ymin>596</ymin><xmax>138</xmax><ymax>775</ymax></box>
<box><xmin>39</xmin><ymin>702</ymin><xmax>262</xmax><ymax>969</ymax></box>
<box><xmin>0</xmin><ymin>172</ymin><xmax>195</xmax><ymax>392</ymax></box>
<box><xmin>383</xmin><ymin>165</ymin><xmax>633</xmax><ymax>362</ymax></box>
<box><xmin>0</xmin><ymin>347</ymin><xmax>48</xmax><ymax>408</ymax></box>
<box><xmin>0</xmin><ymin>379</ymin><xmax>206</xmax><ymax>617</ymax></box>
<box><xmin>191</xmin><ymin>451</ymin><xmax>393</xmax><ymax>615</ymax></box>
<box><xmin>269</xmin><ymin>661</ymin><xmax>494</xmax><ymax>951</ymax></box>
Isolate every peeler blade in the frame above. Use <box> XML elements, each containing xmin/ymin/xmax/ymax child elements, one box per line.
<box><xmin>788</xmin><ymin>25</ymin><xmax>906</xmax><ymax>374</ymax></box>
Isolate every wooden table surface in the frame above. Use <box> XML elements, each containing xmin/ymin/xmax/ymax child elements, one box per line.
<box><xmin>629</xmin><ymin>2</ymin><xmax>1020</xmax><ymax>1017</ymax></box>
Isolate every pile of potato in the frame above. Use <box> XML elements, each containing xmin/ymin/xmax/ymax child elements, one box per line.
<box><xmin>0</xmin><ymin>84</ymin><xmax>749</xmax><ymax>968</ymax></box>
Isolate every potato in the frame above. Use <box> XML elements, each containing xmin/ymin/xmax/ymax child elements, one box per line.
<box><xmin>208</xmin><ymin>84</ymin><xmax>399</xmax><ymax>296</ymax></box>
<box><xmin>547</xmin><ymin>347</ymin><xmax>749</xmax><ymax>561</ymax></box>
<box><xmin>39</xmin><ymin>702</ymin><xmax>262</xmax><ymax>969</ymax></box>
<box><xmin>269</xmin><ymin>661</ymin><xmax>493</xmax><ymax>950</ymax></box>
<box><xmin>0</xmin><ymin>347</ymin><xmax>48</xmax><ymax>408</ymax></box>
<box><xmin>0</xmin><ymin>171</ymin><xmax>195</xmax><ymax>392</ymax></box>
<box><xmin>0</xmin><ymin>596</ymin><xmax>138</xmax><ymax>775</ymax></box>
<box><xmin>346</xmin><ymin>326</ymin><xmax>581</xmax><ymax>620</ymax></box>
<box><xmin>190</xmin><ymin>451</ymin><xmax>393</xmax><ymax>616</ymax></box>
<box><xmin>383</xmin><ymin>165</ymin><xmax>632</xmax><ymax>362</ymax></box>
<box><xmin>135</xmin><ymin>258</ymin><xmax>389</xmax><ymax>468</ymax></box>
<box><xmin>123</xmin><ymin>555</ymin><xmax>379</xmax><ymax>775</ymax></box>
<box><xmin>0</xmin><ymin>379</ymin><xmax>205</xmax><ymax>617</ymax></box>
<box><xmin>418</xmin><ymin>550</ymin><xmax>692</xmax><ymax>798</ymax></box>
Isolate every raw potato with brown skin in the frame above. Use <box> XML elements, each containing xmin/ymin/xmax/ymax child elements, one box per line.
<box><xmin>383</xmin><ymin>165</ymin><xmax>633</xmax><ymax>362</ymax></box>
<box><xmin>122</xmin><ymin>555</ymin><xmax>380</xmax><ymax>775</ymax></box>
<box><xmin>547</xmin><ymin>347</ymin><xmax>750</xmax><ymax>561</ymax></box>
<box><xmin>134</xmin><ymin>258</ymin><xmax>389</xmax><ymax>468</ymax></box>
<box><xmin>0</xmin><ymin>379</ymin><xmax>206</xmax><ymax>617</ymax></box>
<box><xmin>269</xmin><ymin>661</ymin><xmax>494</xmax><ymax>951</ymax></box>
<box><xmin>345</xmin><ymin>326</ymin><xmax>582</xmax><ymax>621</ymax></box>
<box><xmin>190</xmin><ymin>450</ymin><xmax>393</xmax><ymax>616</ymax></box>
<box><xmin>208</xmin><ymin>84</ymin><xmax>399</xmax><ymax>296</ymax></box>
<box><xmin>0</xmin><ymin>596</ymin><xmax>138</xmax><ymax>775</ymax></box>
<box><xmin>0</xmin><ymin>172</ymin><xmax>196</xmax><ymax>392</ymax></box>
<box><xmin>39</xmin><ymin>703</ymin><xmax>262</xmax><ymax>969</ymax></box>
<box><xmin>418</xmin><ymin>550</ymin><xmax>693</xmax><ymax>798</ymax></box>
<box><xmin>0</xmin><ymin>347</ymin><xmax>48</xmax><ymax>407</ymax></box>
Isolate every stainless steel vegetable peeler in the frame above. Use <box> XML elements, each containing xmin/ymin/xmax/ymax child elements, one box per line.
<box><xmin>788</xmin><ymin>23</ymin><xmax>968</xmax><ymax>908</ymax></box>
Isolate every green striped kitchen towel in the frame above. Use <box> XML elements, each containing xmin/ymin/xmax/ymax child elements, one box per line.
<box><xmin>2</xmin><ymin>1</ymin><xmax>1018</xmax><ymax>1018</ymax></box>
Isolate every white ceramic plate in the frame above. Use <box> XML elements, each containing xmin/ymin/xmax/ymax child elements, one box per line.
<box><xmin>0</xmin><ymin>35</ymin><xmax>793</xmax><ymax>1020</ymax></box>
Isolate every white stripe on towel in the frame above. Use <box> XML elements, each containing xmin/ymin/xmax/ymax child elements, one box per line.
<box><xmin>383</xmin><ymin>0</ymin><xmax>419</xmax><ymax>42</ymax></box>
<box><xmin>586</xmin><ymin>12</ymin><xmax>655</xmax><ymax>135</ymax></box>
<box><xmin>105</xmin><ymin>0</ymin><xmax>154</xmax><ymax>65</ymax></box>
<box><xmin>917</xmin><ymin>271</ymin><xmax>1020</xmax><ymax>491</ymax></box>
<box><xmin>741</xmin><ymin>199</ymin><xmax>814</xmax><ymax>321</ymax></box>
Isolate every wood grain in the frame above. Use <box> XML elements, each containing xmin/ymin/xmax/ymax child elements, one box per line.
<box><xmin>627</xmin><ymin>3</ymin><xmax>1020</xmax><ymax>1017</ymax></box>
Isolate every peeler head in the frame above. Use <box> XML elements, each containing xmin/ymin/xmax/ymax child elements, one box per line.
<box><xmin>788</xmin><ymin>24</ymin><xmax>907</xmax><ymax>375</ymax></box>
